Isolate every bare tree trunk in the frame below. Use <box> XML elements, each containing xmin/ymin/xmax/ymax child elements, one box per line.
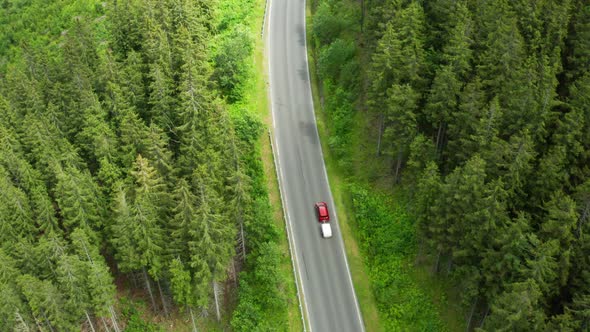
<box><xmin>101</xmin><ymin>317</ymin><xmax>111</xmax><ymax>332</ymax></box>
<box><xmin>437</xmin><ymin>122</ymin><xmax>447</xmax><ymax>158</ymax></box>
<box><xmin>436</xmin><ymin>122</ymin><xmax>444</xmax><ymax>153</ymax></box>
<box><xmin>41</xmin><ymin>312</ymin><xmax>55</xmax><ymax>332</ymax></box>
<box><xmin>447</xmin><ymin>255</ymin><xmax>453</xmax><ymax>275</ymax></box>
<box><xmin>479</xmin><ymin>305</ymin><xmax>490</xmax><ymax>328</ymax></box>
<box><xmin>85</xmin><ymin>310</ymin><xmax>96</xmax><ymax>332</ymax></box>
<box><xmin>433</xmin><ymin>250</ymin><xmax>441</xmax><ymax>274</ymax></box>
<box><xmin>157</xmin><ymin>280</ymin><xmax>169</xmax><ymax>317</ymax></box>
<box><xmin>360</xmin><ymin>0</ymin><xmax>365</xmax><ymax>32</ymax></box>
<box><xmin>15</xmin><ymin>311</ymin><xmax>31</xmax><ymax>332</ymax></box>
<box><xmin>33</xmin><ymin>314</ymin><xmax>44</xmax><ymax>332</ymax></box>
<box><xmin>577</xmin><ymin>201</ymin><xmax>589</xmax><ymax>238</ymax></box>
<box><xmin>415</xmin><ymin>239</ymin><xmax>424</xmax><ymax>265</ymax></box>
<box><xmin>130</xmin><ymin>271</ymin><xmax>137</xmax><ymax>288</ymax></box>
<box><xmin>109</xmin><ymin>305</ymin><xmax>121</xmax><ymax>332</ymax></box>
<box><xmin>376</xmin><ymin>113</ymin><xmax>384</xmax><ymax>156</ymax></box>
<box><xmin>189</xmin><ymin>307</ymin><xmax>198</xmax><ymax>332</ymax></box>
<box><xmin>393</xmin><ymin>150</ymin><xmax>403</xmax><ymax>183</ymax></box>
<box><xmin>239</xmin><ymin>221</ymin><xmax>246</xmax><ymax>261</ymax></box>
<box><xmin>232</xmin><ymin>260</ymin><xmax>239</xmax><ymax>288</ymax></box>
<box><xmin>80</xmin><ymin>239</ymin><xmax>94</xmax><ymax>264</ymax></box>
<box><xmin>213</xmin><ymin>281</ymin><xmax>221</xmax><ymax>322</ymax></box>
<box><xmin>466</xmin><ymin>297</ymin><xmax>478</xmax><ymax>332</ymax></box>
<box><xmin>142</xmin><ymin>268</ymin><xmax>157</xmax><ymax>312</ymax></box>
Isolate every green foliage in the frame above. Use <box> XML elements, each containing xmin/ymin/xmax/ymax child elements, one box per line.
<box><xmin>231</xmin><ymin>243</ymin><xmax>288</xmax><ymax>331</ymax></box>
<box><xmin>350</xmin><ymin>185</ymin><xmax>445</xmax><ymax>331</ymax></box>
<box><xmin>480</xmin><ymin>280</ymin><xmax>546</xmax><ymax>332</ymax></box>
<box><xmin>323</xmin><ymin>82</ymin><xmax>355</xmax><ymax>161</ymax></box>
<box><xmin>312</xmin><ymin>1</ymin><xmax>590</xmax><ymax>328</ymax></box>
<box><xmin>318</xmin><ymin>39</ymin><xmax>357</xmax><ymax>85</ymax></box>
<box><xmin>120</xmin><ymin>298</ymin><xmax>164</xmax><ymax>332</ymax></box>
<box><xmin>0</xmin><ymin>0</ymin><xmax>282</xmax><ymax>328</ymax></box>
<box><xmin>311</xmin><ymin>2</ymin><xmax>348</xmax><ymax>45</ymax></box>
<box><xmin>214</xmin><ymin>25</ymin><xmax>254</xmax><ymax>101</ymax></box>
<box><xmin>230</xmin><ymin>109</ymin><xmax>286</xmax><ymax>329</ymax></box>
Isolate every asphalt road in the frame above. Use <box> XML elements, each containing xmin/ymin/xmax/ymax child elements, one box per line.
<box><xmin>267</xmin><ymin>0</ymin><xmax>365</xmax><ymax>331</ymax></box>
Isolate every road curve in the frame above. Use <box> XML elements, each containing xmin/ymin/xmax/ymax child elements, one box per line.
<box><xmin>267</xmin><ymin>0</ymin><xmax>365</xmax><ymax>331</ymax></box>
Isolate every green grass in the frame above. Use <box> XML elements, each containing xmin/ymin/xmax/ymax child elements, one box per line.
<box><xmin>410</xmin><ymin>255</ymin><xmax>467</xmax><ymax>332</ymax></box>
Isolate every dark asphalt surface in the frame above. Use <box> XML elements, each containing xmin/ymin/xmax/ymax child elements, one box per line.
<box><xmin>267</xmin><ymin>0</ymin><xmax>365</xmax><ymax>331</ymax></box>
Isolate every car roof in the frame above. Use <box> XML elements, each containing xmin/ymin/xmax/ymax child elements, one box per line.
<box><xmin>321</xmin><ymin>223</ymin><xmax>332</xmax><ymax>237</ymax></box>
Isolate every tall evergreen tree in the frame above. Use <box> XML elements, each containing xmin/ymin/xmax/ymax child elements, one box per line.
<box><xmin>382</xmin><ymin>84</ymin><xmax>419</xmax><ymax>182</ymax></box>
<box><xmin>17</xmin><ymin>274</ymin><xmax>76</xmax><ymax>331</ymax></box>
<box><xmin>54</xmin><ymin>166</ymin><xmax>104</xmax><ymax>233</ymax></box>
<box><xmin>480</xmin><ymin>279</ymin><xmax>546</xmax><ymax>331</ymax></box>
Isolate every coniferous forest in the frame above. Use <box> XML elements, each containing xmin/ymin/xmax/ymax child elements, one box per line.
<box><xmin>311</xmin><ymin>0</ymin><xmax>590</xmax><ymax>330</ymax></box>
<box><xmin>3</xmin><ymin>0</ymin><xmax>590</xmax><ymax>331</ymax></box>
<box><xmin>0</xmin><ymin>0</ymin><xmax>288</xmax><ymax>331</ymax></box>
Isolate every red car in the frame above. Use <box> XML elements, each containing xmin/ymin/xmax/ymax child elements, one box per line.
<box><xmin>315</xmin><ymin>202</ymin><xmax>330</xmax><ymax>222</ymax></box>
<box><xmin>315</xmin><ymin>202</ymin><xmax>332</xmax><ymax>238</ymax></box>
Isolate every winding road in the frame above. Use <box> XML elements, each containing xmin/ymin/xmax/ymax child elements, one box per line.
<box><xmin>267</xmin><ymin>0</ymin><xmax>365</xmax><ymax>331</ymax></box>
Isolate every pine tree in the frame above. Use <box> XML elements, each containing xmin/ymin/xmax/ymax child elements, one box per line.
<box><xmin>447</xmin><ymin>78</ymin><xmax>487</xmax><ymax>168</ymax></box>
<box><xmin>525</xmin><ymin>235</ymin><xmax>559</xmax><ymax>298</ymax></box>
<box><xmin>121</xmin><ymin>51</ymin><xmax>148</xmax><ymax>117</ymax></box>
<box><xmin>441</xmin><ymin>2</ymin><xmax>473</xmax><ymax>80</ymax></box>
<box><xmin>539</xmin><ymin>191</ymin><xmax>577</xmax><ymax>289</ymax></box>
<box><xmin>479</xmin><ymin>213</ymin><xmax>531</xmax><ymax>310</ymax></box>
<box><xmin>75</xmin><ymin>97</ymin><xmax>118</xmax><ymax>171</ymax></box>
<box><xmin>441</xmin><ymin>155</ymin><xmax>488</xmax><ymax>272</ymax></box>
<box><xmin>54</xmin><ymin>166</ymin><xmax>104</xmax><ymax>233</ymax></box>
<box><xmin>111</xmin><ymin>155</ymin><xmax>169</xmax><ymax>312</ymax></box>
<box><xmin>0</xmin><ymin>282</ymin><xmax>32</xmax><ymax>331</ymax></box>
<box><xmin>168</xmin><ymin>257</ymin><xmax>193</xmax><ymax>308</ymax></box>
<box><xmin>147</xmin><ymin>48</ymin><xmax>176</xmax><ymax>133</ymax></box>
<box><xmin>369</xmin><ymin>2</ymin><xmax>427</xmax><ymax>157</ymax></box>
<box><xmin>17</xmin><ymin>274</ymin><xmax>76</xmax><ymax>331</ymax></box>
<box><xmin>570</xmin><ymin>294</ymin><xmax>590</xmax><ymax>331</ymax></box>
<box><xmin>480</xmin><ymin>279</ymin><xmax>546</xmax><ymax>331</ymax></box>
<box><xmin>369</xmin><ymin>1</ymin><xmax>427</xmax><ymax>89</ymax></box>
<box><xmin>70</xmin><ymin>228</ymin><xmax>116</xmax><ymax>319</ymax></box>
<box><xmin>174</xmin><ymin>21</ymin><xmax>216</xmax><ymax>175</ymax></box>
<box><xmin>405</xmin><ymin>134</ymin><xmax>437</xmax><ymax>189</ymax></box>
<box><xmin>108</xmin><ymin>0</ymin><xmax>144</xmax><ymax>56</ymax></box>
<box><xmin>191</xmin><ymin>164</ymin><xmax>235</xmax><ymax>303</ymax></box>
<box><xmin>0</xmin><ymin>166</ymin><xmax>35</xmax><ymax>244</ymax></box>
<box><xmin>413</xmin><ymin>161</ymin><xmax>442</xmax><ymax>255</ymax></box>
<box><xmin>143</xmin><ymin>123</ymin><xmax>174</xmax><ymax>179</ymax></box>
<box><xmin>118</xmin><ymin>106</ymin><xmax>150</xmax><ymax>169</ymax></box>
<box><xmin>111</xmin><ymin>184</ymin><xmax>140</xmax><ymax>273</ymax></box>
<box><xmin>0</xmin><ymin>250</ymin><xmax>32</xmax><ymax>331</ymax></box>
<box><xmin>475</xmin><ymin>0</ymin><xmax>525</xmax><ymax>98</ymax></box>
<box><xmin>382</xmin><ymin>84</ymin><xmax>419</xmax><ymax>182</ymax></box>
<box><xmin>567</xmin><ymin>72</ymin><xmax>590</xmax><ymax>182</ymax></box>
<box><xmin>56</xmin><ymin>254</ymin><xmax>90</xmax><ymax>325</ymax></box>
<box><xmin>129</xmin><ymin>154</ymin><xmax>168</xmax><ymax>279</ymax></box>
<box><xmin>487</xmin><ymin>132</ymin><xmax>535</xmax><ymax>206</ymax></box>
<box><xmin>565</xmin><ymin>2</ymin><xmax>590</xmax><ymax>81</ymax></box>
<box><xmin>169</xmin><ymin>178</ymin><xmax>198</xmax><ymax>258</ymax></box>
<box><xmin>424</xmin><ymin>66</ymin><xmax>461</xmax><ymax>155</ymax></box>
